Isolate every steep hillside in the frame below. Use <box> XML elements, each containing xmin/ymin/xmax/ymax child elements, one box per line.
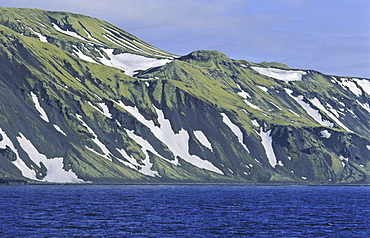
<box><xmin>0</xmin><ymin>7</ymin><xmax>369</xmax><ymax>184</ymax></box>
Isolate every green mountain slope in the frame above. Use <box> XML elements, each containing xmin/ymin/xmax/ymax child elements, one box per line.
<box><xmin>0</xmin><ymin>7</ymin><xmax>369</xmax><ymax>184</ymax></box>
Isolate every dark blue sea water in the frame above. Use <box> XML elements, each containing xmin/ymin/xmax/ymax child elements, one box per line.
<box><xmin>0</xmin><ymin>185</ymin><xmax>369</xmax><ymax>237</ymax></box>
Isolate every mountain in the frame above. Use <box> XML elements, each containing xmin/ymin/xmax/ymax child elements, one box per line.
<box><xmin>0</xmin><ymin>7</ymin><xmax>369</xmax><ymax>184</ymax></box>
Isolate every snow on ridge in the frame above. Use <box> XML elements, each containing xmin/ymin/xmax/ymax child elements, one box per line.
<box><xmin>194</xmin><ymin>131</ymin><xmax>213</xmax><ymax>151</ymax></box>
<box><xmin>252</xmin><ymin>66</ymin><xmax>306</xmax><ymax>82</ymax></box>
<box><xmin>367</xmin><ymin>145</ymin><xmax>370</xmax><ymax>150</ymax></box>
<box><xmin>221</xmin><ymin>113</ymin><xmax>250</xmax><ymax>153</ymax></box>
<box><xmin>17</xmin><ymin>133</ymin><xmax>83</xmax><ymax>183</ymax></box>
<box><xmin>354</xmin><ymin>78</ymin><xmax>370</xmax><ymax>95</ymax></box>
<box><xmin>259</xmin><ymin>129</ymin><xmax>277</xmax><ymax>168</ymax></box>
<box><xmin>52</xmin><ymin>23</ymin><xmax>85</xmax><ymax>40</ymax></box>
<box><xmin>340</xmin><ymin>78</ymin><xmax>362</xmax><ymax>96</ymax></box>
<box><xmin>31</xmin><ymin>92</ymin><xmax>49</xmax><ymax>122</ymax></box>
<box><xmin>99</xmin><ymin>49</ymin><xmax>171</xmax><ymax>76</ymax></box>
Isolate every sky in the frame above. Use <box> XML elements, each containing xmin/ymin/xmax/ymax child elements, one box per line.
<box><xmin>0</xmin><ymin>0</ymin><xmax>369</xmax><ymax>78</ymax></box>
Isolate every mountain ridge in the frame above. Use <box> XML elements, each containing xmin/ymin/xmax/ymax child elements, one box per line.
<box><xmin>0</xmin><ymin>7</ymin><xmax>369</xmax><ymax>184</ymax></box>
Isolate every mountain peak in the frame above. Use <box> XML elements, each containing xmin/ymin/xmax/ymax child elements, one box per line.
<box><xmin>180</xmin><ymin>50</ymin><xmax>228</xmax><ymax>61</ymax></box>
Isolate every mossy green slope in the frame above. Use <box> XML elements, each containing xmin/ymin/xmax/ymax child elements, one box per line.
<box><xmin>0</xmin><ymin>8</ymin><xmax>369</xmax><ymax>184</ymax></box>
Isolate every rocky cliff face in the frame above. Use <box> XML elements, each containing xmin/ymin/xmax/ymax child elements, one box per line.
<box><xmin>0</xmin><ymin>7</ymin><xmax>369</xmax><ymax>184</ymax></box>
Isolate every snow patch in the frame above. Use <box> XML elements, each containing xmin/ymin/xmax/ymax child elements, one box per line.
<box><xmin>339</xmin><ymin>156</ymin><xmax>349</xmax><ymax>167</ymax></box>
<box><xmin>88</xmin><ymin>102</ymin><xmax>112</xmax><ymax>119</ymax></box>
<box><xmin>259</xmin><ymin>129</ymin><xmax>277</xmax><ymax>168</ymax></box>
<box><xmin>245</xmin><ymin>100</ymin><xmax>262</xmax><ymax>111</ymax></box>
<box><xmin>17</xmin><ymin>133</ymin><xmax>83</xmax><ymax>183</ymax></box>
<box><xmin>31</xmin><ymin>92</ymin><xmax>49</xmax><ymax>122</ymax></box>
<box><xmin>29</xmin><ymin>28</ymin><xmax>47</xmax><ymax>42</ymax></box>
<box><xmin>252</xmin><ymin>66</ymin><xmax>306</xmax><ymax>82</ymax></box>
<box><xmin>221</xmin><ymin>113</ymin><xmax>250</xmax><ymax>153</ymax></box>
<box><xmin>73</xmin><ymin>47</ymin><xmax>96</xmax><ymax>63</ymax></box>
<box><xmin>320</xmin><ymin>130</ymin><xmax>331</xmax><ymax>138</ymax></box>
<box><xmin>251</xmin><ymin>119</ymin><xmax>260</xmax><ymax>127</ymax></box>
<box><xmin>0</xmin><ymin>128</ymin><xmax>34</xmax><ymax>179</ymax></box>
<box><xmin>194</xmin><ymin>131</ymin><xmax>213</xmax><ymax>151</ymax></box>
<box><xmin>236</xmin><ymin>85</ymin><xmax>251</xmax><ymax>98</ymax></box>
<box><xmin>52</xmin><ymin>23</ymin><xmax>85</xmax><ymax>40</ymax></box>
<box><xmin>354</xmin><ymin>78</ymin><xmax>370</xmax><ymax>95</ymax></box>
<box><xmin>53</xmin><ymin>124</ymin><xmax>67</xmax><ymax>136</ymax></box>
<box><xmin>366</xmin><ymin>145</ymin><xmax>370</xmax><ymax>150</ymax></box>
<box><xmin>258</xmin><ymin>86</ymin><xmax>268</xmax><ymax>92</ymax></box>
<box><xmin>99</xmin><ymin>49</ymin><xmax>171</xmax><ymax>76</ymax></box>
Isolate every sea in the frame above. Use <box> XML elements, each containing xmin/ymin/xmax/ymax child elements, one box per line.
<box><xmin>0</xmin><ymin>185</ymin><xmax>369</xmax><ymax>237</ymax></box>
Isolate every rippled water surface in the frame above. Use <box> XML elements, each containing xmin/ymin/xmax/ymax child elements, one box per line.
<box><xmin>0</xmin><ymin>185</ymin><xmax>369</xmax><ymax>237</ymax></box>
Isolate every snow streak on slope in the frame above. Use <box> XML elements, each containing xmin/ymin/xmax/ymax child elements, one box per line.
<box><xmin>124</xmin><ymin>130</ymin><xmax>160</xmax><ymax>177</ymax></box>
<box><xmin>76</xmin><ymin>114</ymin><xmax>112</xmax><ymax>161</ymax></box>
<box><xmin>53</xmin><ymin>124</ymin><xmax>67</xmax><ymax>136</ymax></box>
<box><xmin>259</xmin><ymin>129</ymin><xmax>277</xmax><ymax>168</ymax></box>
<box><xmin>88</xmin><ymin>102</ymin><xmax>112</xmax><ymax>119</ymax></box>
<box><xmin>237</xmin><ymin>88</ymin><xmax>251</xmax><ymax>98</ymax></box>
<box><xmin>73</xmin><ymin>47</ymin><xmax>96</xmax><ymax>63</ymax></box>
<box><xmin>31</xmin><ymin>92</ymin><xmax>49</xmax><ymax>122</ymax></box>
<box><xmin>194</xmin><ymin>131</ymin><xmax>213</xmax><ymax>151</ymax></box>
<box><xmin>29</xmin><ymin>28</ymin><xmax>48</xmax><ymax>42</ymax></box>
<box><xmin>285</xmin><ymin>89</ymin><xmax>334</xmax><ymax>127</ymax></box>
<box><xmin>252</xmin><ymin>67</ymin><xmax>306</xmax><ymax>82</ymax></box>
<box><xmin>115</xmin><ymin>101</ymin><xmax>222</xmax><ymax>174</ymax></box>
<box><xmin>309</xmin><ymin>98</ymin><xmax>352</xmax><ymax>132</ymax></box>
<box><xmin>17</xmin><ymin>133</ymin><xmax>83</xmax><ymax>183</ymax></box>
<box><xmin>52</xmin><ymin>23</ymin><xmax>85</xmax><ymax>40</ymax></box>
<box><xmin>237</xmin><ymin>85</ymin><xmax>262</xmax><ymax>110</ymax></box>
<box><xmin>99</xmin><ymin>49</ymin><xmax>171</xmax><ymax>76</ymax></box>
<box><xmin>221</xmin><ymin>113</ymin><xmax>250</xmax><ymax>153</ymax></box>
<box><xmin>0</xmin><ymin>128</ymin><xmax>34</xmax><ymax>179</ymax></box>
<box><xmin>339</xmin><ymin>78</ymin><xmax>362</xmax><ymax>96</ymax></box>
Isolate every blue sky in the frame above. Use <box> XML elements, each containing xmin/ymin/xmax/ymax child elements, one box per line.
<box><xmin>0</xmin><ymin>0</ymin><xmax>369</xmax><ymax>78</ymax></box>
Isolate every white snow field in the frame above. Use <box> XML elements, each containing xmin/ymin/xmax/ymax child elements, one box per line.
<box><xmin>252</xmin><ymin>66</ymin><xmax>306</xmax><ymax>82</ymax></box>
